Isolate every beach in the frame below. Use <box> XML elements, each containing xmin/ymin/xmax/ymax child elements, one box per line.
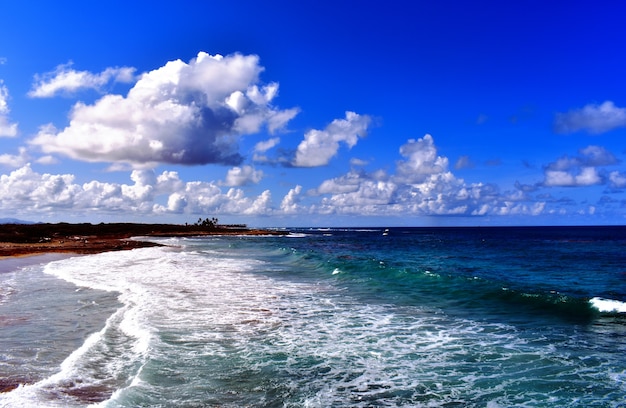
<box><xmin>0</xmin><ymin>222</ymin><xmax>287</xmax><ymax>258</ymax></box>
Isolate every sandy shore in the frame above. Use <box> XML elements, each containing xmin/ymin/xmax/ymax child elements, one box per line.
<box><xmin>0</xmin><ymin>222</ymin><xmax>287</xmax><ymax>259</ymax></box>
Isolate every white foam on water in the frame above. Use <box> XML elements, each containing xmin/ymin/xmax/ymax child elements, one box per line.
<box><xmin>589</xmin><ymin>297</ymin><xmax>626</xmax><ymax>313</ymax></box>
<box><xmin>286</xmin><ymin>232</ymin><xmax>309</xmax><ymax>238</ymax></box>
<box><xmin>1</xmin><ymin>242</ymin><xmax>314</xmax><ymax>406</ymax></box>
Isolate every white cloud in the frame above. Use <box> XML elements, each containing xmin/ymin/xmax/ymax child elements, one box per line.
<box><xmin>35</xmin><ymin>155</ymin><xmax>59</xmax><ymax>165</ymax></box>
<box><xmin>28</xmin><ymin>62</ymin><xmax>136</xmax><ymax>97</ymax></box>
<box><xmin>253</xmin><ymin>137</ymin><xmax>281</xmax><ymax>162</ymax></box>
<box><xmin>166</xmin><ymin>192</ymin><xmax>187</xmax><ymax>213</ymax></box>
<box><xmin>0</xmin><ymin>165</ymin><xmax>274</xmax><ymax>217</ymax></box>
<box><xmin>395</xmin><ymin>134</ymin><xmax>450</xmax><ymax>183</ymax></box>
<box><xmin>318</xmin><ymin>178</ymin><xmax>396</xmax><ymax>213</ymax></box>
<box><xmin>313</xmin><ymin>171</ymin><xmax>363</xmax><ymax>195</ymax></box>
<box><xmin>0</xmin><ymin>81</ymin><xmax>18</xmax><ymax>137</ymax></box>
<box><xmin>608</xmin><ymin>171</ymin><xmax>626</xmax><ymax>189</ymax></box>
<box><xmin>309</xmin><ymin>134</ymin><xmax>541</xmax><ymax>218</ymax></box>
<box><xmin>542</xmin><ymin>145</ymin><xmax>617</xmax><ymax>187</ymax></box>
<box><xmin>349</xmin><ymin>157</ymin><xmax>369</xmax><ymax>166</ymax></box>
<box><xmin>578</xmin><ymin>145</ymin><xmax>618</xmax><ymax>166</ymax></box>
<box><xmin>544</xmin><ymin>170</ymin><xmax>576</xmax><ymax>187</ymax></box>
<box><xmin>575</xmin><ymin>167</ymin><xmax>602</xmax><ymax>186</ymax></box>
<box><xmin>0</xmin><ymin>147</ymin><xmax>28</xmax><ymax>168</ymax></box>
<box><xmin>222</xmin><ymin>165</ymin><xmax>263</xmax><ymax>186</ymax></box>
<box><xmin>0</xmin><ymin>165</ymin><xmax>79</xmax><ymax>210</ymax></box>
<box><xmin>544</xmin><ymin>167</ymin><xmax>601</xmax><ymax>187</ymax></box>
<box><xmin>254</xmin><ymin>137</ymin><xmax>281</xmax><ymax>153</ymax></box>
<box><xmin>292</xmin><ymin>111</ymin><xmax>371</xmax><ymax>167</ymax></box>
<box><xmin>280</xmin><ymin>185</ymin><xmax>302</xmax><ymax>214</ymax></box>
<box><xmin>242</xmin><ymin>190</ymin><xmax>272</xmax><ymax>215</ymax></box>
<box><xmin>29</xmin><ymin>52</ymin><xmax>299</xmax><ymax>166</ymax></box>
<box><xmin>554</xmin><ymin>101</ymin><xmax>626</xmax><ymax>134</ymax></box>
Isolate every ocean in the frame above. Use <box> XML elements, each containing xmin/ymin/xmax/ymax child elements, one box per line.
<box><xmin>1</xmin><ymin>226</ymin><xmax>625</xmax><ymax>407</ymax></box>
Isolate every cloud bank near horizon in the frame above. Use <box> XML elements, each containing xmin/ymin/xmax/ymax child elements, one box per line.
<box><xmin>1</xmin><ymin>133</ymin><xmax>620</xmax><ymax>221</ymax></box>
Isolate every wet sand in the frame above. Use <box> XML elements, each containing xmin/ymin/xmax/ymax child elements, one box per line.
<box><xmin>0</xmin><ymin>253</ymin><xmax>76</xmax><ymax>273</ymax></box>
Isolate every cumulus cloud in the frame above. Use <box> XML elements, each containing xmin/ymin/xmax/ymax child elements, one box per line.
<box><xmin>0</xmin><ymin>81</ymin><xmax>18</xmax><ymax>137</ymax></box>
<box><xmin>0</xmin><ymin>165</ymin><xmax>274</xmax><ymax>216</ymax></box>
<box><xmin>608</xmin><ymin>171</ymin><xmax>626</xmax><ymax>189</ymax></box>
<box><xmin>544</xmin><ymin>167</ymin><xmax>601</xmax><ymax>187</ymax></box>
<box><xmin>395</xmin><ymin>134</ymin><xmax>450</xmax><ymax>183</ymax></box>
<box><xmin>30</xmin><ymin>52</ymin><xmax>299</xmax><ymax>166</ymax></box>
<box><xmin>313</xmin><ymin>171</ymin><xmax>363</xmax><ymax>195</ymax></box>
<box><xmin>280</xmin><ymin>185</ymin><xmax>303</xmax><ymax>214</ymax></box>
<box><xmin>28</xmin><ymin>62</ymin><xmax>136</xmax><ymax>97</ymax></box>
<box><xmin>542</xmin><ymin>145</ymin><xmax>618</xmax><ymax>187</ymax></box>
<box><xmin>0</xmin><ymin>147</ymin><xmax>28</xmax><ymax>168</ymax></box>
<box><xmin>310</xmin><ymin>134</ymin><xmax>541</xmax><ymax>217</ymax></box>
<box><xmin>554</xmin><ymin>101</ymin><xmax>626</xmax><ymax>134</ymax></box>
<box><xmin>222</xmin><ymin>165</ymin><xmax>263</xmax><ymax>186</ymax></box>
<box><xmin>292</xmin><ymin>111</ymin><xmax>371</xmax><ymax>167</ymax></box>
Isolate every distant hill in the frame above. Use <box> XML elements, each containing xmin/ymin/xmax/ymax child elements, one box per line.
<box><xmin>0</xmin><ymin>218</ymin><xmax>36</xmax><ymax>224</ymax></box>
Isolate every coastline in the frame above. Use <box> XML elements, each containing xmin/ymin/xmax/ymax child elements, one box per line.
<box><xmin>0</xmin><ymin>222</ymin><xmax>288</xmax><ymax>259</ymax></box>
<box><xmin>0</xmin><ymin>222</ymin><xmax>288</xmax><ymax>394</ymax></box>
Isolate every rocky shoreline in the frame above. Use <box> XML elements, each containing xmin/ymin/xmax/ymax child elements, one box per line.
<box><xmin>0</xmin><ymin>222</ymin><xmax>288</xmax><ymax>257</ymax></box>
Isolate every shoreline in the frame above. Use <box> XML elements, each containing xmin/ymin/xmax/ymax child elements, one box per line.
<box><xmin>0</xmin><ymin>222</ymin><xmax>288</xmax><ymax>394</ymax></box>
<box><xmin>0</xmin><ymin>253</ymin><xmax>79</xmax><ymax>274</ymax></box>
<box><xmin>0</xmin><ymin>222</ymin><xmax>288</xmax><ymax>259</ymax></box>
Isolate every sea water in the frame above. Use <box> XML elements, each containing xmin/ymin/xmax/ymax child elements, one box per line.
<box><xmin>1</xmin><ymin>226</ymin><xmax>625</xmax><ymax>407</ymax></box>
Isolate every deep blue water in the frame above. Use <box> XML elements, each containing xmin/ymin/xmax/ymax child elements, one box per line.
<box><xmin>1</xmin><ymin>226</ymin><xmax>625</xmax><ymax>407</ymax></box>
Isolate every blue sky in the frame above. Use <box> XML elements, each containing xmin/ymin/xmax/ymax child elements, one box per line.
<box><xmin>1</xmin><ymin>0</ymin><xmax>626</xmax><ymax>227</ymax></box>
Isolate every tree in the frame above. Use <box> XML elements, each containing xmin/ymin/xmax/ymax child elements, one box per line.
<box><xmin>194</xmin><ymin>217</ymin><xmax>219</xmax><ymax>229</ymax></box>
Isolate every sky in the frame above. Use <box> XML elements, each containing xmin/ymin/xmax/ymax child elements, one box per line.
<box><xmin>1</xmin><ymin>0</ymin><xmax>626</xmax><ymax>227</ymax></box>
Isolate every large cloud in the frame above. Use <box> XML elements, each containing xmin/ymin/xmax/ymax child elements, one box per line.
<box><xmin>30</xmin><ymin>52</ymin><xmax>299</xmax><ymax>166</ymax></box>
<box><xmin>0</xmin><ymin>81</ymin><xmax>18</xmax><ymax>137</ymax></box>
<box><xmin>292</xmin><ymin>111</ymin><xmax>371</xmax><ymax>167</ymax></box>
<box><xmin>554</xmin><ymin>101</ymin><xmax>626</xmax><ymax>134</ymax></box>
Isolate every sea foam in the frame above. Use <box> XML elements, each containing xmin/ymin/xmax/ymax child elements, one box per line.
<box><xmin>590</xmin><ymin>297</ymin><xmax>626</xmax><ymax>313</ymax></box>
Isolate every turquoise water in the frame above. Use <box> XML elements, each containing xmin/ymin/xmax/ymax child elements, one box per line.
<box><xmin>1</xmin><ymin>227</ymin><xmax>625</xmax><ymax>407</ymax></box>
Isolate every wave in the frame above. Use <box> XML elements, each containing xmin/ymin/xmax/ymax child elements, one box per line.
<box><xmin>589</xmin><ymin>297</ymin><xmax>626</xmax><ymax>314</ymax></box>
<box><xmin>321</xmin><ymin>257</ymin><xmax>604</xmax><ymax>324</ymax></box>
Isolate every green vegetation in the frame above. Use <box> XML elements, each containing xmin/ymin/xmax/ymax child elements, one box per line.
<box><xmin>194</xmin><ymin>217</ymin><xmax>219</xmax><ymax>229</ymax></box>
